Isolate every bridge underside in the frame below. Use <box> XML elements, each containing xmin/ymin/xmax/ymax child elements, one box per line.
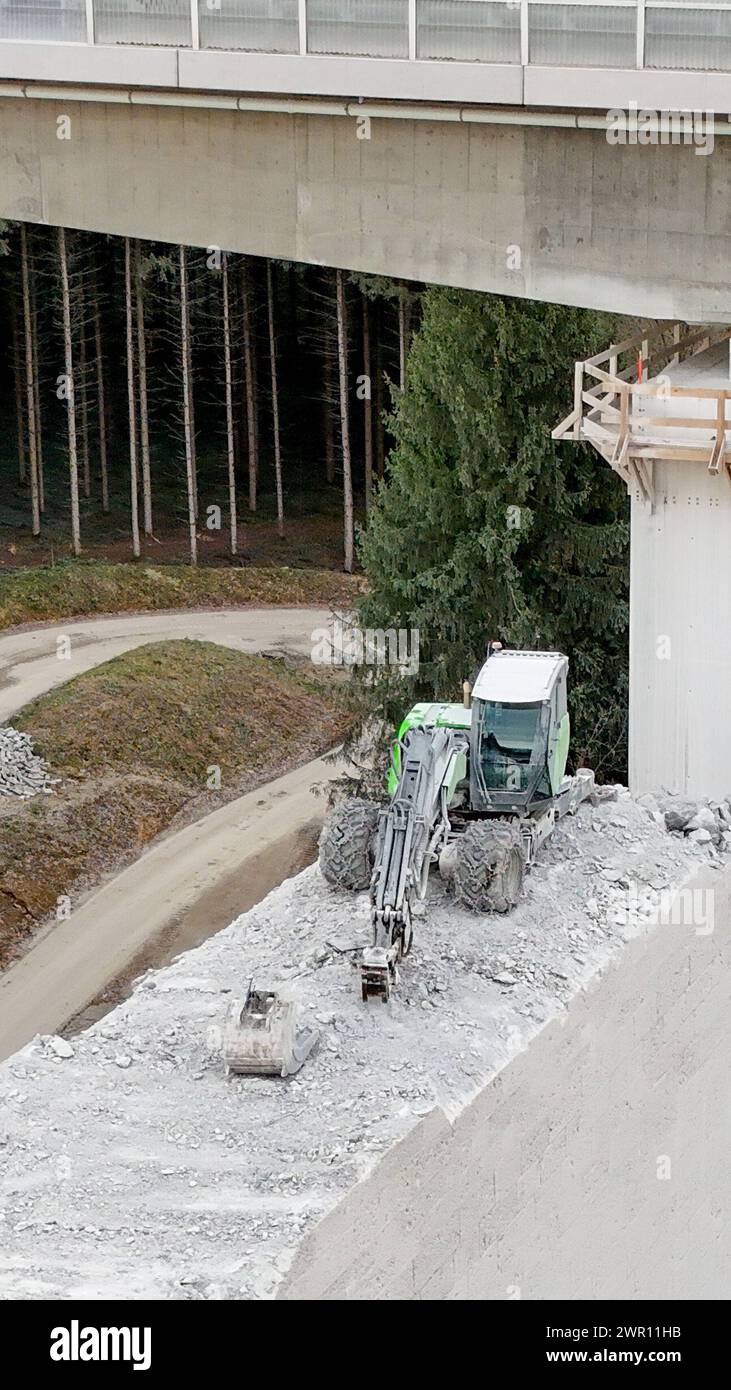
<box><xmin>1</xmin><ymin>94</ymin><xmax>730</xmax><ymax>320</ymax></box>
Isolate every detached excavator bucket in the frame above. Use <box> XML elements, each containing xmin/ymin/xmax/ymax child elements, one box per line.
<box><xmin>223</xmin><ymin>983</ymin><xmax>318</xmax><ymax>1078</ymax></box>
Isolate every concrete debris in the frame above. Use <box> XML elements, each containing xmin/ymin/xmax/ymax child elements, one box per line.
<box><xmin>686</xmin><ymin>807</ymin><xmax>718</xmax><ymax>835</ymax></box>
<box><xmin>0</xmin><ymin>788</ymin><xmax>722</xmax><ymax>1300</ymax></box>
<box><xmin>662</xmin><ymin>799</ymin><xmax>698</xmax><ymax>832</ymax></box>
<box><xmin>658</xmin><ymin>794</ymin><xmax>731</xmax><ymax>844</ymax></box>
<box><xmin>45</xmin><ymin>1037</ymin><xmax>74</xmax><ymax>1060</ymax></box>
<box><xmin>0</xmin><ymin>725</ymin><xmax>57</xmax><ymax>799</ymax></box>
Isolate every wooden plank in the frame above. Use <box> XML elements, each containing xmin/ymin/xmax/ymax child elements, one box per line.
<box><xmin>628</xmin><ymin>444</ymin><xmax>728</xmax><ymax>462</ymax></box>
<box><xmin>552</xmin><ymin>407</ymin><xmax>579</xmax><ymax>440</ymax></box>
<box><xmin>633</xmin><ymin>416</ymin><xmax>718</xmax><ymax>429</ymax></box>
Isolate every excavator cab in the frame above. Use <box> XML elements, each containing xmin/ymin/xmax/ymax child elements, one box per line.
<box><xmin>469</xmin><ymin>650</ymin><xmax>569</xmax><ymax>813</ymax></box>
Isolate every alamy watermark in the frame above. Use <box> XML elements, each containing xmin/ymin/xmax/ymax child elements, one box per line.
<box><xmin>625</xmin><ymin>881</ymin><xmax>714</xmax><ymax>936</ymax></box>
<box><xmin>606</xmin><ymin>104</ymin><xmax>714</xmax><ymax>156</ymax></box>
<box><xmin>50</xmin><ymin>1321</ymin><xmax>151</xmax><ymax>1371</ymax></box>
<box><xmin>311</xmin><ymin>620</ymin><xmax>419</xmax><ymax>675</ymax></box>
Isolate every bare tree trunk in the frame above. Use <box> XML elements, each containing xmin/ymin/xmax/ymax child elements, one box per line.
<box><xmin>362</xmin><ymin>294</ymin><xmax>373</xmax><ymax>511</ymax></box>
<box><xmin>186</xmin><ymin>285</ymin><xmax>198</xmax><ymax>522</ymax></box>
<box><xmin>266</xmin><ymin>260</ymin><xmax>284</xmax><ymax>539</ymax></box>
<box><xmin>324</xmin><ymin>350</ymin><xmax>335</xmax><ymax>485</ymax></box>
<box><xmin>222</xmin><ymin>254</ymin><xmax>238</xmax><ymax>555</ymax></box>
<box><xmin>20</xmin><ymin>225</ymin><xmax>40</xmax><ymax>536</ymax></box>
<box><xmin>135</xmin><ymin>239</ymin><xmax>153</xmax><ymax>535</ymax></box>
<box><xmin>79</xmin><ymin>293</ymin><xmax>91</xmax><ymax>500</ymax></box>
<box><xmin>398</xmin><ymin>291</ymin><xmax>407</xmax><ymax>391</ymax></box>
<box><xmin>375</xmin><ymin>309</ymin><xmax>385</xmax><ymax>477</ymax></box>
<box><xmin>251</xmin><ymin>300</ymin><xmax>259</xmax><ymax>488</ymax></box>
<box><xmin>94</xmin><ymin>270</ymin><xmax>110</xmax><ymax>513</ymax></box>
<box><xmin>179</xmin><ymin>245</ymin><xmax>197</xmax><ymax>565</ymax></box>
<box><xmin>124</xmin><ymin>237</ymin><xmax>141</xmax><ymax>559</ymax></box>
<box><xmin>32</xmin><ymin>281</ymin><xmax>44</xmax><ymax>513</ymax></box>
<box><xmin>58</xmin><ymin>226</ymin><xmax>81</xmax><ymax>556</ymax></box>
<box><xmin>12</xmin><ymin>299</ymin><xmax>26</xmax><ymax>484</ymax></box>
<box><xmin>240</xmin><ymin>258</ymin><xmax>258</xmax><ymax>512</ymax></box>
<box><xmin>336</xmin><ymin>269</ymin><xmax>354</xmax><ymax>574</ymax></box>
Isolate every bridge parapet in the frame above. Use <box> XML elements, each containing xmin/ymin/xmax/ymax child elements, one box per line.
<box><xmin>0</xmin><ymin>0</ymin><xmax>729</xmax><ymax>81</ymax></box>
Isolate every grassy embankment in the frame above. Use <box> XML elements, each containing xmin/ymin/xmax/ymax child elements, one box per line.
<box><xmin>0</xmin><ymin>639</ymin><xmax>349</xmax><ymax>965</ymax></box>
<box><xmin>0</xmin><ymin>559</ymin><xmax>361</xmax><ymax>630</ymax></box>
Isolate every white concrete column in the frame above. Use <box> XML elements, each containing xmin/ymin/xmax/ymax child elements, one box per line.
<box><xmin>190</xmin><ymin>0</ymin><xmax>200</xmax><ymax>49</ymax></box>
<box><xmin>408</xmin><ymin>0</ymin><xmax>417</xmax><ymax>60</ymax></box>
<box><xmin>629</xmin><ymin>459</ymin><xmax>731</xmax><ymax>799</ymax></box>
<box><xmin>298</xmin><ymin>0</ymin><xmax>307</xmax><ymax>55</ymax></box>
<box><xmin>85</xmin><ymin>0</ymin><xmax>94</xmax><ymax>44</ymax></box>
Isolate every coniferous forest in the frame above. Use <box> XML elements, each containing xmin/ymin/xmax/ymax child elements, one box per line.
<box><xmin>0</xmin><ymin>221</ymin><xmax>630</xmax><ymax>777</ymax></box>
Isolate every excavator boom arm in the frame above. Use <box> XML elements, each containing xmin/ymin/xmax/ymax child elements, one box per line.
<box><xmin>363</xmin><ymin>725</ymin><xmax>467</xmax><ymax>1000</ymax></box>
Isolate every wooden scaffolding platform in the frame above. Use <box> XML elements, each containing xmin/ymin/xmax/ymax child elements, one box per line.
<box><xmin>553</xmin><ymin>322</ymin><xmax>731</xmax><ymax>507</ymax></box>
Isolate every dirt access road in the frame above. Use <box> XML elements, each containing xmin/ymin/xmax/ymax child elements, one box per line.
<box><xmin>0</xmin><ymin>607</ymin><xmax>343</xmax><ymax>1060</ymax></box>
<box><xmin>0</xmin><ymin>606</ymin><xmax>332</xmax><ymax>722</ymax></box>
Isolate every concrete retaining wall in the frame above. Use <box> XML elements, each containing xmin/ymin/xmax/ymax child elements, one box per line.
<box><xmin>281</xmin><ymin>864</ymin><xmax>731</xmax><ymax>1299</ymax></box>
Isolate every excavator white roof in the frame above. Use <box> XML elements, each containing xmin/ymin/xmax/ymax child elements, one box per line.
<box><xmin>472</xmin><ymin>650</ymin><xmax>566</xmax><ymax>704</ymax></box>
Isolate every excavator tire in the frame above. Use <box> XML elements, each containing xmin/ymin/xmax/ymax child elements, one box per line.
<box><xmin>454</xmin><ymin>820</ymin><xmax>526</xmax><ymax>914</ymax></box>
<box><xmin>319</xmin><ymin>798</ymin><xmax>380</xmax><ymax>891</ymax></box>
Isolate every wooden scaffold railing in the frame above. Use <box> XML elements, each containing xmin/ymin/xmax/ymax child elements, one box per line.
<box><xmin>553</xmin><ymin>321</ymin><xmax>731</xmax><ymax>505</ymax></box>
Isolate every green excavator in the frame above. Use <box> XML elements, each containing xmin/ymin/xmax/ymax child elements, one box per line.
<box><xmin>319</xmin><ymin>643</ymin><xmax>595</xmax><ymax>1002</ymax></box>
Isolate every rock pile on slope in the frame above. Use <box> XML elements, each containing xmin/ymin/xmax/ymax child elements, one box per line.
<box><xmin>639</xmin><ymin>790</ymin><xmax>731</xmax><ymax>849</ymax></box>
<box><xmin>0</xmin><ymin>786</ymin><xmax>719</xmax><ymax>1300</ymax></box>
<box><xmin>0</xmin><ymin>725</ymin><xmax>56</xmax><ymax>799</ymax></box>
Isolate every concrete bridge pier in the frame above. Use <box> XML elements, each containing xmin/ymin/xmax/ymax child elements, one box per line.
<box><xmin>629</xmin><ymin>461</ymin><xmax>731</xmax><ymax>801</ymax></box>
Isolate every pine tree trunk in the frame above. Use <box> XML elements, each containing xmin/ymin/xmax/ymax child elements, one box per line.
<box><xmin>135</xmin><ymin>239</ymin><xmax>153</xmax><ymax>535</ymax></box>
<box><xmin>94</xmin><ymin>270</ymin><xmax>110</xmax><ymax>513</ymax></box>
<box><xmin>251</xmin><ymin>299</ymin><xmax>259</xmax><ymax>484</ymax></box>
<box><xmin>79</xmin><ymin>294</ymin><xmax>91</xmax><ymax>500</ymax></box>
<box><xmin>362</xmin><ymin>294</ymin><xmax>373</xmax><ymax>512</ymax></box>
<box><xmin>240</xmin><ymin>258</ymin><xmax>258</xmax><ymax>512</ymax></box>
<box><xmin>20</xmin><ymin>224</ymin><xmax>40</xmax><ymax>536</ymax></box>
<box><xmin>58</xmin><ymin>226</ymin><xmax>81</xmax><ymax>556</ymax></box>
<box><xmin>222</xmin><ymin>254</ymin><xmax>238</xmax><ymax>555</ymax></box>
<box><xmin>324</xmin><ymin>350</ymin><xmax>335</xmax><ymax>485</ymax></box>
<box><xmin>179</xmin><ymin>245</ymin><xmax>197</xmax><ymax>565</ymax></box>
<box><xmin>336</xmin><ymin>269</ymin><xmax>354</xmax><ymax>574</ymax></box>
<box><xmin>124</xmin><ymin>237</ymin><xmax>141</xmax><ymax>559</ymax></box>
<box><xmin>12</xmin><ymin>298</ymin><xmax>26</xmax><ymax>484</ymax></box>
<box><xmin>186</xmin><ymin>286</ymin><xmax>198</xmax><ymax>523</ymax></box>
<box><xmin>266</xmin><ymin>260</ymin><xmax>284</xmax><ymax>539</ymax></box>
<box><xmin>375</xmin><ymin>310</ymin><xmax>385</xmax><ymax>477</ymax></box>
<box><xmin>32</xmin><ymin>282</ymin><xmax>44</xmax><ymax>513</ymax></box>
<box><xmin>398</xmin><ymin>292</ymin><xmax>407</xmax><ymax>390</ymax></box>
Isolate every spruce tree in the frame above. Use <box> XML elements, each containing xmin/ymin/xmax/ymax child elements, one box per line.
<box><xmin>358</xmin><ymin>287</ymin><xmax>630</xmax><ymax>779</ymax></box>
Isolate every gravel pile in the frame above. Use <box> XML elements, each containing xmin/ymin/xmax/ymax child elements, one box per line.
<box><xmin>0</xmin><ymin>787</ymin><xmax>719</xmax><ymax>1300</ymax></box>
<box><xmin>0</xmin><ymin>725</ymin><xmax>56</xmax><ymax>799</ymax></box>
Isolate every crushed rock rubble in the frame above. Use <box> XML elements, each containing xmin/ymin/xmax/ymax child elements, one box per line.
<box><xmin>0</xmin><ymin>725</ymin><xmax>57</xmax><ymax>799</ymax></box>
<box><xmin>0</xmin><ymin>787</ymin><xmax>724</xmax><ymax>1299</ymax></box>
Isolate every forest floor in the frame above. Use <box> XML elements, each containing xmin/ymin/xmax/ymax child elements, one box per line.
<box><xmin>0</xmin><ymin>640</ymin><xmax>350</xmax><ymax>970</ymax></box>
<box><xmin>0</xmin><ymin>475</ymin><xmax>363</xmax><ymax>574</ymax></box>
<box><xmin>0</xmin><ymin>480</ymin><xmax>364</xmax><ymax>628</ymax></box>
